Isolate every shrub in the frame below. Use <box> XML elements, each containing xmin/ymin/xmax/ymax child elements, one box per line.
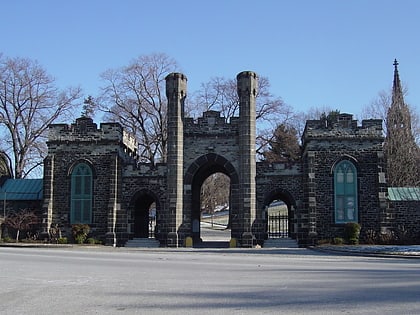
<box><xmin>71</xmin><ymin>224</ymin><xmax>90</xmax><ymax>244</ymax></box>
<box><xmin>86</xmin><ymin>237</ymin><xmax>96</xmax><ymax>244</ymax></box>
<box><xmin>378</xmin><ymin>230</ymin><xmax>395</xmax><ymax>245</ymax></box>
<box><xmin>393</xmin><ymin>225</ymin><xmax>412</xmax><ymax>245</ymax></box>
<box><xmin>317</xmin><ymin>239</ymin><xmax>330</xmax><ymax>245</ymax></box>
<box><xmin>57</xmin><ymin>237</ymin><xmax>68</xmax><ymax>244</ymax></box>
<box><xmin>2</xmin><ymin>236</ymin><xmax>14</xmax><ymax>243</ymax></box>
<box><xmin>332</xmin><ymin>237</ymin><xmax>344</xmax><ymax>245</ymax></box>
<box><xmin>363</xmin><ymin>229</ymin><xmax>377</xmax><ymax>245</ymax></box>
<box><xmin>344</xmin><ymin>222</ymin><xmax>361</xmax><ymax>245</ymax></box>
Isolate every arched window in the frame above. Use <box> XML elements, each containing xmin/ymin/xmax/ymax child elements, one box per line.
<box><xmin>334</xmin><ymin>160</ymin><xmax>358</xmax><ymax>224</ymax></box>
<box><xmin>70</xmin><ymin>163</ymin><xmax>92</xmax><ymax>224</ymax></box>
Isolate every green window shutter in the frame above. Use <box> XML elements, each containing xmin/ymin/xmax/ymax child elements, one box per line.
<box><xmin>70</xmin><ymin>163</ymin><xmax>93</xmax><ymax>224</ymax></box>
<box><xmin>334</xmin><ymin>161</ymin><xmax>358</xmax><ymax>224</ymax></box>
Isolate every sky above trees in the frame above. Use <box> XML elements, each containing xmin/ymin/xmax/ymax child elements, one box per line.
<box><xmin>1</xmin><ymin>0</ymin><xmax>419</xmax><ymax>121</ymax></box>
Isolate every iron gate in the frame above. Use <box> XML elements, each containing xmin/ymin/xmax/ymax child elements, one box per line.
<box><xmin>149</xmin><ymin>215</ymin><xmax>156</xmax><ymax>238</ymax></box>
<box><xmin>268</xmin><ymin>214</ymin><xmax>289</xmax><ymax>238</ymax></box>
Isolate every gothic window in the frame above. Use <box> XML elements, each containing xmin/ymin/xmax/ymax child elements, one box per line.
<box><xmin>334</xmin><ymin>160</ymin><xmax>358</xmax><ymax>224</ymax></box>
<box><xmin>71</xmin><ymin>163</ymin><xmax>92</xmax><ymax>224</ymax></box>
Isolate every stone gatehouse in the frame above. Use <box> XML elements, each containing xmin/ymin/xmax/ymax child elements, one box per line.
<box><xmin>39</xmin><ymin>69</ymin><xmax>417</xmax><ymax>247</ymax></box>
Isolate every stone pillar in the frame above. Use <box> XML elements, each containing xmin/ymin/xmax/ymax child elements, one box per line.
<box><xmin>165</xmin><ymin>73</ymin><xmax>187</xmax><ymax>247</ymax></box>
<box><xmin>106</xmin><ymin>154</ymin><xmax>120</xmax><ymax>246</ymax></box>
<box><xmin>377</xmin><ymin>151</ymin><xmax>391</xmax><ymax>234</ymax></box>
<box><xmin>237</xmin><ymin>71</ymin><xmax>258</xmax><ymax>247</ymax></box>
<box><xmin>306</xmin><ymin>151</ymin><xmax>317</xmax><ymax>245</ymax></box>
<box><xmin>40</xmin><ymin>155</ymin><xmax>54</xmax><ymax>240</ymax></box>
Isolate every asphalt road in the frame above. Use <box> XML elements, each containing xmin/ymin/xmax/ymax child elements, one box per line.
<box><xmin>0</xmin><ymin>246</ymin><xmax>419</xmax><ymax>315</ymax></box>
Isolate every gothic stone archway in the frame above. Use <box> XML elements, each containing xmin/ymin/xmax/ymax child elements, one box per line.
<box><xmin>184</xmin><ymin>153</ymin><xmax>239</xmax><ymax>244</ymax></box>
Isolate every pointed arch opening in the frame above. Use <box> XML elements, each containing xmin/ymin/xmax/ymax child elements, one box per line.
<box><xmin>185</xmin><ymin>153</ymin><xmax>239</xmax><ymax>247</ymax></box>
<box><xmin>263</xmin><ymin>189</ymin><xmax>296</xmax><ymax>239</ymax></box>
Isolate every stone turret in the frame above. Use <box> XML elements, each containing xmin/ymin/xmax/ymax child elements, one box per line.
<box><xmin>237</xmin><ymin>71</ymin><xmax>258</xmax><ymax>246</ymax></box>
<box><xmin>165</xmin><ymin>73</ymin><xmax>187</xmax><ymax>246</ymax></box>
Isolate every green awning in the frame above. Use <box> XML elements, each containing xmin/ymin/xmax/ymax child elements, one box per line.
<box><xmin>388</xmin><ymin>187</ymin><xmax>420</xmax><ymax>201</ymax></box>
<box><xmin>0</xmin><ymin>179</ymin><xmax>43</xmax><ymax>200</ymax></box>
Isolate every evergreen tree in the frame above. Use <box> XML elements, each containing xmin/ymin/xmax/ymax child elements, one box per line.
<box><xmin>263</xmin><ymin>123</ymin><xmax>301</xmax><ymax>163</ymax></box>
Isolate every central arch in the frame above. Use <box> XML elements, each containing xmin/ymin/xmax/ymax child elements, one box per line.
<box><xmin>184</xmin><ymin>153</ymin><xmax>239</xmax><ymax>246</ymax></box>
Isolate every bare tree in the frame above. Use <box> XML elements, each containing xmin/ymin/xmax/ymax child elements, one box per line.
<box><xmin>0</xmin><ymin>55</ymin><xmax>82</xmax><ymax>178</ymax></box>
<box><xmin>5</xmin><ymin>209</ymin><xmax>38</xmax><ymax>242</ymax></box>
<box><xmin>99</xmin><ymin>53</ymin><xmax>179</xmax><ymax>164</ymax></box>
<box><xmin>200</xmin><ymin>173</ymin><xmax>230</xmax><ymax>214</ymax></box>
<box><xmin>194</xmin><ymin>76</ymin><xmax>290</xmax><ymax>122</ymax></box>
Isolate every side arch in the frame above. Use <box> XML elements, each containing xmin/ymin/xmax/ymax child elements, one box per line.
<box><xmin>129</xmin><ymin>189</ymin><xmax>161</xmax><ymax>238</ymax></box>
<box><xmin>0</xmin><ymin>151</ymin><xmax>11</xmax><ymax>177</ymax></box>
<box><xmin>263</xmin><ymin>188</ymin><xmax>297</xmax><ymax>209</ymax></box>
<box><xmin>262</xmin><ymin>188</ymin><xmax>297</xmax><ymax>239</ymax></box>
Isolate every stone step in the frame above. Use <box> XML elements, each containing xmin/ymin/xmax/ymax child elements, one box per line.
<box><xmin>125</xmin><ymin>238</ymin><xmax>160</xmax><ymax>248</ymax></box>
<box><xmin>264</xmin><ymin>238</ymin><xmax>299</xmax><ymax>248</ymax></box>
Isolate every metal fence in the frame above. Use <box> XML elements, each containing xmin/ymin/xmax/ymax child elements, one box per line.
<box><xmin>267</xmin><ymin>214</ymin><xmax>289</xmax><ymax>238</ymax></box>
<box><xmin>149</xmin><ymin>216</ymin><xmax>156</xmax><ymax>238</ymax></box>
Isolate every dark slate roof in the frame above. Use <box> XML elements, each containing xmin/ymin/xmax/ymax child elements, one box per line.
<box><xmin>388</xmin><ymin>187</ymin><xmax>420</xmax><ymax>201</ymax></box>
<box><xmin>0</xmin><ymin>179</ymin><xmax>43</xmax><ymax>200</ymax></box>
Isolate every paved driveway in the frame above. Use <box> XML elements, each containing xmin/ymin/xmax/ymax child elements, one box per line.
<box><xmin>0</xmin><ymin>246</ymin><xmax>419</xmax><ymax>314</ymax></box>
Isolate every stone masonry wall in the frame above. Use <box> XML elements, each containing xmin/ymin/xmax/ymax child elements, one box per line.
<box><xmin>389</xmin><ymin>200</ymin><xmax>420</xmax><ymax>242</ymax></box>
<box><xmin>256</xmin><ymin>162</ymin><xmax>303</xmax><ymax>243</ymax></box>
<box><xmin>302</xmin><ymin>115</ymin><xmax>386</xmax><ymax>243</ymax></box>
<box><xmin>183</xmin><ymin>112</ymin><xmax>240</xmax><ymax>167</ymax></box>
<box><xmin>121</xmin><ymin>163</ymin><xmax>167</xmax><ymax>244</ymax></box>
<box><xmin>44</xmin><ymin>117</ymin><xmax>137</xmax><ymax>242</ymax></box>
<box><xmin>182</xmin><ymin>111</ymin><xmax>241</xmax><ymax>243</ymax></box>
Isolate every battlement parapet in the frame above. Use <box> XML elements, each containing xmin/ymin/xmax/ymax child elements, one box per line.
<box><xmin>48</xmin><ymin>117</ymin><xmax>138</xmax><ymax>153</ymax></box>
<box><xmin>303</xmin><ymin>114</ymin><xmax>383</xmax><ymax>143</ymax></box>
<box><xmin>184</xmin><ymin>110</ymin><xmax>239</xmax><ymax>135</ymax></box>
<box><xmin>124</xmin><ymin>162</ymin><xmax>167</xmax><ymax>177</ymax></box>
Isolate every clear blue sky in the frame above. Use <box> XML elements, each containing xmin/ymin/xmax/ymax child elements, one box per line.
<box><xmin>2</xmin><ymin>0</ymin><xmax>419</xmax><ymax>120</ymax></box>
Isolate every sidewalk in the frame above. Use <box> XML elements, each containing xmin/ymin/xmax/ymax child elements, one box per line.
<box><xmin>313</xmin><ymin>244</ymin><xmax>420</xmax><ymax>258</ymax></box>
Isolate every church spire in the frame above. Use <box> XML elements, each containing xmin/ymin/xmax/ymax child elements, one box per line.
<box><xmin>392</xmin><ymin>59</ymin><xmax>404</xmax><ymax>106</ymax></box>
<box><xmin>385</xmin><ymin>59</ymin><xmax>419</xmax><ymax>186</ymax></box>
